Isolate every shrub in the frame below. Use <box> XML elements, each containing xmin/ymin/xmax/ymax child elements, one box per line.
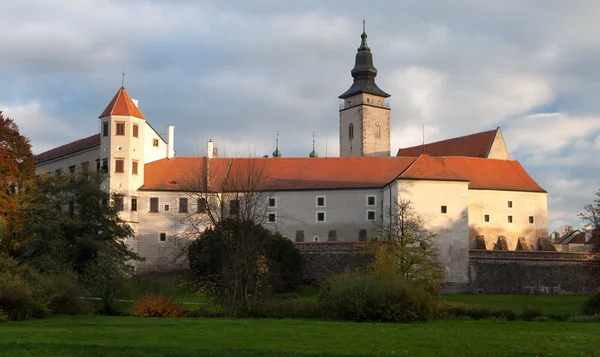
<box><xmin>244</xmin><ymin>299</ymin><xmax>323</xmax><ymax>319</ymax></box>
<box><xmin>0</xmin><ymin>309</ymin><xmax>9</xmax><ymax>323</ymax></box>
<box><xmin>521</xmin><ymin>307</ymin><xmax>543</xmax><ymax>321</ymax></box>
<box><xmin>131</xmin><ymin>293</ymin><xmax>188</xmax><ymax>317</ymax></box>
<box><xmin>318</xmin><ymin>272</ymin><xmax>435</xmax><ymax>323</ymax></box>
<box><xmin>582</xmin><ymin>291</ymin><xmax>600</xmax><ymax>315</ymax></box>
<box><xmin>565</xmin><ymin>314</ymin><xmax>600</xmax><ymax>323</ymax></box>
<box><xmin>82</xmin><ymin>251</ymin><xmax>133</xmax><ymax>316</ymax></box>
<box><xmin>446</xmin><ymin>307</ymin><xmax>517</xmax><ymax>321</ymax></box>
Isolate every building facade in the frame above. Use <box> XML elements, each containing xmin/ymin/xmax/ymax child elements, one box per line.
<box><xmin>34</xmin><ymin>27</ymin><xmax>548</xmax><ymax>289</ymax></box>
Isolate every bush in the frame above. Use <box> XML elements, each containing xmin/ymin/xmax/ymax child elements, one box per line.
<box><xmin>318</xmin><ymin>272</ymin><xmax>435</xmax><ymax>323</ymax></box>
<box><xmin>244</xmin><ymin>299</ymin><xmax>323</xmax><ymax>319</ymax></box>
<box><xmin>565</xmin><ymin>314</ymin><xmax>600</xmax><ymax>323</ymax></box>
<box><xmin>44</xmin><ymin>272</ymin><xmax>91</xmax><ymax>315</ymax></box>
<box><xmin>582</xmin><ymin>291</ymin><xmax>600</xmax><ymax>315</ymax></box>
<box><xmin>131</xmin><ymin>293</ymin><xmax>188</xmax><ymax>317</ymax></box>
<box><xmin>521</xmin><ymin>307</ymin><xmax>543</xmax><ymax>321</ymax></box>
<box><xmin>446</xmin><ymin>307</ymin><xmax>517</xmax><ymax>321</ymax></box>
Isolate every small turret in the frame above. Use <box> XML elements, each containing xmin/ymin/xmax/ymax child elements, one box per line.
<box><xmin>309</xmin><ymin>132</ymin><xmax>318</xmax><ymax>158</ymax></box>
<box><xmin>272</xmin><ymin>131</ymin><xmax>282</xmax><ymax>158</ymax></box>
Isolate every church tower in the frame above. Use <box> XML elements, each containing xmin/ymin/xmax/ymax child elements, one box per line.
<box><xmin>339</xmin><ymin>22</ymin><xmax>391</xmax><ymax>157</ymax></box>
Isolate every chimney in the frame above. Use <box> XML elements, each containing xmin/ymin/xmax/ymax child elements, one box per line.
<box><xmin>166</xmin><ymin>125</ymin><xmax>174</xmax><ymax>159</ymax></box>
<box><xmin>585</xmin><ymin>225</ymin><xmax>593</xmax><ymax>243</ymax></box>
<box><xmin>207</xmin><ymin>139</ymin><xmax>214</xmax><ymax>159</ymax></box>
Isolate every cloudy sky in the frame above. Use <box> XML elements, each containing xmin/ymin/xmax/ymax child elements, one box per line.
<box><xmin>2</xmin><ymin>0</ymin><xmax>599</xmax><ymax>231</ymax></box>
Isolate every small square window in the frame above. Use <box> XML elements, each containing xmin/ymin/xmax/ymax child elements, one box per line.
<box><xmin>367</xmin><ymin>195</ymin><xmax>376</xmax><ymax>206</ymax></box>
<box><xmin>268</xmin><ymin>212</ymin><xmax>276</xmax><ymax>223</ymax></box>
<box><xmin>150</xmin><ymin>197</ymin><xmax>159</xmax><ymax>212</ymax></box>
<box><xmin>268</xmin><ymin>197</ymin><xmax>277</xmax><ymax>208</ymax></box>
<box><xmin>316</xmin><ymin>211</ymin><xmax>326</xmax><ymax>222</ymax></box>
<box><xmin>230</xmin><ymin>200</ymin><xmax>240</xmax><ymax>215</ymax></box>
<box><xmin>131</xmin><ymin>198</ymin><xmax>137</xmax><ymax>212</ymax></box>
<box><xmin>316</xmin><ymin>196</ymin><xmax>326</xmax><ymax>207</ymax></box>
<box><xmin>179</xmin><ymin>198</ymin><xmax>188</xmax><ymax>213</ymax></box>
<box><xmin>164</xmin><ymin>204</ymin><xmax>170</xmax><ymax>212</ymax></box>
<box><xmin>508</xmin><ymin>201</ymin><xmax>513</xmax><ymax>208</ymax></box>
<box><xmin>441</xmin><ymin>206</ymin><xmax>447</xmax><ymax>214</ymax></box>
<box><xmin>116</xmin><ymin>122</ymin><xmax>125</xmax><ymax>136</ymax></box>
<box><xmin>132</xmin><ymin>161</ymin><xmax>138</xmax><ymax>175</ymax></box>
<box><xmin>159</xmin><ymin>233</ymin><xmax>166</xmax><ymax>242</ymax></box>
<box><xmin>114</xmin><ymin>196</ymin><xmax>124</xmax><ymax>211</ymax></box>
<box><xmin>529</xmin><ymin>216</ymin><xmax>534</xmax><ymax>224</ymax></box>
<box><xmin>68</xmin><ymin>165</ymin><xmax>76</xmax><ymax>173</ymax></box>
<box><xmin>115</xmin><ymin>159</ymin><xmax>124</xmax><ymax>173</ymax></box>
<box><xmin>508</xmin><ymin>215</ymin><xmax>513</xmax><ymax>223</ymax></box>
<box><xmin>101</xmin><ymin>159</ymin><xmax>108</xmax><ymax>173</ymax></box>
<box><xmin>484</xmin><ymin>214</ymin><xmax>490</xmax><ymax>222</ymax></box>
<box><xmin>367</xmin><ymin>210</ymin><xmax>376</xmax><ymax>221</ymax></box>
<box><xmin>153</xmin><ymin>139</ymin><xmax>159</xmax><ymax>147</ymax></box>
<box><xmin>197</xmin><ymin>198</ymin><xmax>207</xmax><ymax>213</ymax></box>
<box><xmin>102</xmin><ymin>122</ymin><xmax>109</xmax><ymax>137</ymax></box>
<box><xmin>133</xmin><ymin>124</ymin><xmax>139</xmax><ymax>138</ymax></box>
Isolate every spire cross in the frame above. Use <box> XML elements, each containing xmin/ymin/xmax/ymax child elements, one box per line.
<box><xmin>312</xmin><ymin>132</ymin><xmax>315</xmax><ymax>150</ymax></box>
<box><xmin>362</xmin><ymin>19</ymin><xmax>366</xmax><ymax>33</ymax></box>
<box><xmin>276</xmin><ymin>131</ymin><xmax>279</xmax><ymax>149</ymax></box>
<box><xmin>121</xmin><ymin>69</ymin><xmax>125</xmax><ymax>88</ymax></box>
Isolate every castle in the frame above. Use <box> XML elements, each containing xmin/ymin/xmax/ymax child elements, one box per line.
<box><xmin>34</xmin><ymin>27</ymin><xmax>548</xmax><ymax>289</ymax></box>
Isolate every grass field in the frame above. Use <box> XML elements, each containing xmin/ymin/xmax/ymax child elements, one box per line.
<box><xmin>1</xmin><ymin>316</ymin><xmax>599</xmax><ymax>357</ymax></box>
<box><xmin>442</xmin><ymin>294</ymin><xmax>588</xmax><ymax>314</ymax></box>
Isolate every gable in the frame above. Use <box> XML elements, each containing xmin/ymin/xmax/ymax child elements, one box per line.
<box><xmin>486</xmin><ymin>128</ymin><xmax>511</xmax><ymax>160</ymax></box>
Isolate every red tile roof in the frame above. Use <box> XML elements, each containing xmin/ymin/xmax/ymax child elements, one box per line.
<box><xmin>397</xmin><ymin>128</ymin><xmax>497</xmax><ymax>158</ymax></box>
<box><xmin>140</xmin><ymin>155</ymin><xmax>543</xmax><ymax>193</ymax></box>
<box><xmin>434</xmin><ymin>157</ymin><xmax>546</xmax><ymax>192</ymax></box>
<box><xmin>99</xmin><ymin>87</ymin><xmax>146</xmax><ymax>120</ymax></box>
<box><xmin>35</xmin><ymin>134</ymin><xmax>100</xmax><ymax>164</ymax></box>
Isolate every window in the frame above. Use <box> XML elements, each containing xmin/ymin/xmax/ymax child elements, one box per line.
<box><xmin>153</xmin><ymin>139</ymin><xmax>159</xmax><ymax>147</ymax></box>
<box><xmin>132</xmin><ymin>160</ymin><xmax>138</xmax><ymax>175</ymax></box>
<box><xmin>230</xmin><ymin>200</ymin><xmax>240</xmax><ymax>215</ymax></box>
<box><xmin>101</xmin><ymin>198</ymin><xmax>108</xmax><ymax>207</ymax></box>
<box><xmin>508</xmin><ymin>201</ymin><xmax>513</xmax><ymax>208</ymax></box>
<box><xmin>316</xmin><ymin>196</ymin><xmax>325</xmax><ymax>207</ymax></box>
<box><xmin>366</xmin><ymin>210</ymin><xmax>376</xmax><ymax>221</ymax></box>
<box><xmin>441</xmin><ymin>206</ymin><xmax>447</xmax><ymax>214</ymax></box>
<box><xmin>349</xmin><ymin>123</ymin><xmax>354</xmax><ymax>140</ymax></box>
<box><xmin>133</xmin><ymin>124</ymin><xmax>139</xmax><ymax>138</ymax></box>
<box><xmin>197</xmin><ymin>198</ymin><xmax>207</xmax><ymax>213</ymax></box>
<box><xmin>529</xmin><ymin>216</ymin><xmax>534</xmax><ymax>224</ymax></box>
<box><xmin>68</xmin><ymin>165</ymin><xmax>76</xmax><ymax>173</ymax></box>
<box><xmin>164</xmin><ymin>204</ymin><xmax>170</xmax><ymax>212</ymax></box>
<box><xmin>508</xmin><ymin>215</ymin><xmax>513</xmax><ymax>223</ymax></box>
<box><xmin>131</xmin><ymin>198</ymin><xmax>138</xmax><ymax>212</ymax></box>
<box><xmin>114</xmin><ymin>196</ymin><xmax>124</xmax><ymax>211</ymax></box>
<box><xmin>314</xmin><ymin>236</ymin><xmax>319</xmax><ymax>242</ymax></box>
<box><xmin>179</xmin><ymin>198</ymin><xmax>188</xmax><ymax>213</ymax></box>
<box><xmin>55</xmin><ymin>168</ymin><xmax>62</xmax><ymax>175</ymax></box>
<box><xmin>81</xmin><ymin>161</ymin><xmax>89</xmax><ymax>171</ymax></box>
<box><xmin>375</xmin><ymin>124</ymin><xmax>381</xmax><ymax>139</ymax></box>
<box><xmin>268</xmin><ymin>197</ymin><xmax>277</xmax><ymax>208</ymax></box>
<box><xmin>102</xmin><ymin>122</ymin><xmax>109</xmax><ymax>137</ymax></box>
<box><xmin>115</xmin><ymin>159</ymin><xmax>124</xmax><ymax>173</ymax></box>
<box><xmin>150</xmin><ymin>197</ymin><xmax>159</xmax><ymax>212</ymax></box>
<box><xmin>267</xmin><ymin>212</ymin><xmax>276</xmax><ymax>223</ymax></box>
<box><xmin>367</xmin><ymin>195</ymin><xmax>376</xmax><ymax>206</ymax></box>
<box><xmin>316</xmin><ymin>211</ymin><xmax>326</xmax><ymax>222</ymax></box>
<box><xmin>96</xmin><ymin>159</ymin><xmax>100</xmax><ymax>171</ymax></box>
<box><xmin>116</xmin><ymin>122</ymin><xmax>125</xmax><ymax>136</ymax></box>
<box><xmin>484</xmin><ymin>214</ymin><xmax>490</xmax><ymax>222</ymax></box>
<box><xmin>101</xmin><ymin>159</ymin><xmax>108</xmax><ymax>173</ymax></box>
<box><xmin>159</xmin><ymin>233</ymin><xmax>166</xmax><ymax>242</ymax></box>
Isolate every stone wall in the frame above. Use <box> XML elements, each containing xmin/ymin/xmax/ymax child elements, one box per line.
<box><xmin>469</xmin><ymin>250</ymin><xmax>597</xmax><ymax>294</ymax></box>
<box><xmin>295</xmin><ymin>242</ymin><xmax>370</xmax><ymax>284</ymax></box>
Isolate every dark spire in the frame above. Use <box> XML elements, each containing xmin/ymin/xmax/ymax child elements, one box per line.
<box><xmin>339</xmin><ymin>20</ymin><xmax>390</xmax><ymax>99</ymax></box>
<box><xmin>272</xmin><ymin>131</ymin><xmax>282</xmax><ymax>158</ymax></box>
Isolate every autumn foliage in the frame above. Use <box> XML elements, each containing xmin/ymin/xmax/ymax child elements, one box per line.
<box><xmin>0</xmin><ymin>112</ymin><xmax>34</xmax><ymax>253</ymax></box>
<box><xmin>131</xmin><ymin>293</ymin><xmax>188</xmax><ymax>318</ymax></box>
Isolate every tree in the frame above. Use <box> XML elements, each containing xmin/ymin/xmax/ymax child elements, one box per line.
<box><xmin>361</xmin><ymin>197</ymin><xmax>445</xmax><ymax>293</ymax></box>
<box><xmin>0</xmin><ymin>112</ymin><xmax>34</xmax><ymax>254</ymax></box>
<box><xmin>19</xmin><ymin>170</ymin><xmax>140</xmax><ymax>276</ymax></box>
<box><xmin>175</xmin><ymin>157</ymin><xmax>289</xmax><ymax>308</ymax></box>
<box><xmin>579</xmin><ymin>188</ymin><xmax>600</xmax><ymax>253</ymax></box>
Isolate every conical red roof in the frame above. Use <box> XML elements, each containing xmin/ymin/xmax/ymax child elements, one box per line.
<box><xmin>98</xmin><ymin>87</ymin><xmax>146</xmax><ymax>120</ymax></box>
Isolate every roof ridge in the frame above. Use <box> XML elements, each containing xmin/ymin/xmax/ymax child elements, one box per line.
<box><xmin>98</xmin><ymin>87</ymin><xmax>146</xmax><ymax>120</ymax></box>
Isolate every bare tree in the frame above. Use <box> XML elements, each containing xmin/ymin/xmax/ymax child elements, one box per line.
<box><xmin>579</xmin><ymin>188</ymin><xmax>600</xmax><ymax>252</ymax></box>
<box><xmin>361</xmin><ymin>197</ymin><xmax>445</xmax><ymax>292</ymax></box>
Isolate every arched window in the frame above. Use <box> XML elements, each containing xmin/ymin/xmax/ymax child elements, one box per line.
<box><xmin>349</xmin><ymin>123</ymin><xmax>354</xmax><ymax>140</ymax></box>
<box><xmin>375</xmin><ymin>124</ymin><xmax>381</xmax><ymax>139</ymax></box>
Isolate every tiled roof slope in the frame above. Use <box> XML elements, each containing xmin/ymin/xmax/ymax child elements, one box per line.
<box><xmin>99</xmin><ymin>87</ymin><xmax>146</xmax><ymax>120</ymax></box>
<box><xmin>141</xmin><ymin>155</ymin><xmax>543</xmax><ymax>192</ymax></box>
<box><xmin>434</xmin><ymin>157</ymin><xmax>546</xmax><ymax>193</ymax></box>
<box><xmin>397</xmin><ymin>129</ymin><xmax>497</xmax><ymax>158</ymax></box>
<box><xmin>35</xmin><ymin>134</ymin><xmax>100</xmax><ymax>164</ymax></box>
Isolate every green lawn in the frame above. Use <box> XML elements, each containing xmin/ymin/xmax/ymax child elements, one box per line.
<box><xmin>442</xmin><ymin>294</ymin><xmax>588</xmax><ymax>314</ymax></box>
<box><xmin>1</xmin><ymin>316</ymin><xmax>599</xmax><ymax>357</ymax></box>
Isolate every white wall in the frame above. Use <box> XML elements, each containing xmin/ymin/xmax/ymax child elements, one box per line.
<box><xmin>35</xmin><ymin>146</ymin><xmax>100</xmax><ymax>175</ymax></box>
